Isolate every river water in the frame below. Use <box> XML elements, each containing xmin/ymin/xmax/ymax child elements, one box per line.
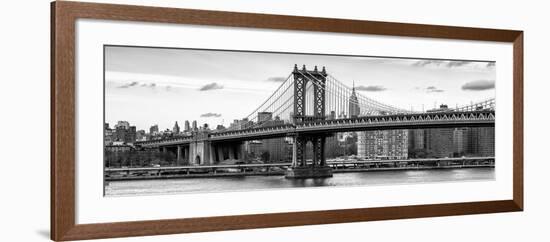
<box><xmin>105</xmin><ymin>168</ymin><xmax>494</xmax><ymax>197</ymax></box>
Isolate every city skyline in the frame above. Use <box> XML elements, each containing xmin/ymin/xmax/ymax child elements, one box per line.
<box><xmin>105</xmin><ymin>46</ymin><xmax>496</xmax><ymax>130</ymax></box>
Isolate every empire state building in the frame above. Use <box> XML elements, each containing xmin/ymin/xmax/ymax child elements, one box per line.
<box><xmin>349</xmin><ymin>82</ymin><xmax>360</xmax><ymax>118</ymax></box>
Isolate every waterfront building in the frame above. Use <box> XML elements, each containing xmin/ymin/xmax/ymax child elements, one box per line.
<box><xmin>229</xmin><ymin>118</ymin><xmax>252</xmax><ymax>130</ymax></box>
<box><xmin>406</xmin><ymin>129</ymin><xmax>427</xmax><ymax>158</ymax></box>
<box><xmin>104</xmin><ymin>123</ymin><xmax>115</xmax><ymax>145</ymax></box>
<box><xmin>135</xmin><ymin>130</ymin><xmax>147</xmax><ymax>142</ymax></box>
<box><xmin>258</xmin><ymin>112</ymin><xmax>273</xmax><ymax>124</ymax></box>
<box><xmin>363</xmin><ymin>130</ymin><xmax>408</xmax><ymax>159</ymax></box>
<box><xmin>453</xmin><ymin>128</ymin><xmax>469</xmax><ymax>156</ymax></box>
<box><xmin>109</xmin><ymin>121</ymin><xmax>137</xmax><ymax>144</ymax></box>
<box><xmin>357</xmin><ymin>131</ymin><xmax>366</xmax><ymax>159</ymax></box>
<box><xmin>105</xmin><ymin>144</ymin><xmax>134</xmax><ymax>153</ymax></box>
<box><xmin>262</xmin><ymin>138</ymin><xmax>291</xmax><ymax>162</ymax></box>
<box><xmin>467</xmin><ymin>127</ymin><xmax>495</xmax><ymax>157</ymax></box>
<box><xmin>408</xmin><ymin>129</ymin><xmax>425</xmax><ymax>150</ymax></box>
<box><xmin>246</xmin><ymin>140</ymin><xmax>263</xmax><ymax>158</ymax></box>
<box><xmin>149</xmin><ymin>124</ymin><xmax>159</xmax><ymax>135</ymax></box>
<box><xmin>114</xmin><ymin>121</ymin><xmax>130</xmax><ymax>130</ymax></box>
<box><xmin>422</xmin><ymin>104</ymin><xmax>454</xmax><ymax>158</ymax></box>
<box><xmin>325</xmin><ymin>134</ymin><xmax>341</xmax><ymax>159</ymax></box>
<box><xmin>425</xmin><ymin>128</ymin><xmax>454</xmax><ymax>158</ymax></box>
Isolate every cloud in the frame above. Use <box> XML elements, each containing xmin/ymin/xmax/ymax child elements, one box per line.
<box><xmin>355</xmin><ymin>85</ymin><xmax>387</xmax><ymax>92</ymax></box>
<box><xmin>198</xmin><ymin>82</ymin><xmax>224</xmax><ymax>91</ymax></box>
<box><xmin>200</xmin><ymin>112</ymin><xmax>222</xmax><ymax>118</ymax></box>
<box><xmin>412</xmin><ymin>60</ymin><xmax>472</xmax><ymax>68</ymax></box>
<box><xmin>117</xmin><ymin>81</ymin><xmax>139</xmax><ymax>88</ymax></box>
<box><xmin>461</xmin><ymin>80</ymin><xmax>495</xmax><ymax>91</ymax></box>
<box><xmin>412</xmin><ymin>60</ymin><xmax>444</xmax><ymax>67</ymax></box>
<box><xmin>265</xmin><ymin>76</ymin><xmax>287</xmax><ymax>82</ymax></box>
<box><xmin>425</xmin><ymin>86</ymin><xmax>445</xmax><ymax>93</ymax></box>
<box><xmin>445</xmin><ymin>61</ymin><xmax>471</xmax><ymax>68</ymax></box>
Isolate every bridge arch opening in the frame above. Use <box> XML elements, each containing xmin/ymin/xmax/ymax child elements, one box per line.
<box><xmin>305</xmin><ymin>140</ymin><xmax>315</xmax><ymax>166</ymax></box>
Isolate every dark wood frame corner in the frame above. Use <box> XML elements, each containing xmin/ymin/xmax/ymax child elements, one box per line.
<box><xmin>51</xmin><ymin>1</ymin><xmax>523</xmax><ymax>241</ymax></box>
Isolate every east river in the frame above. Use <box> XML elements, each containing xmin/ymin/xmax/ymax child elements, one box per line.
<box><xmin>105</xmin><ymin>167</ymin><xmax>494</xmax><ymax>196</ymax></box>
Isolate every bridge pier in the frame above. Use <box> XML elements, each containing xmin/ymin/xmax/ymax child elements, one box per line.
<box><xmin>188</xmin><ymin>140</ymin><xmax>214</xmax><ymax>165</ymax></box>
<box><xmin>211</xmin><ymin>142</ymin><xmax>246</xmax><ymax>163</ymax></box>
<box><xmin>285</xmin><ymin>135</ymin><xmax>333</xmax><ymax>179</ymax></box>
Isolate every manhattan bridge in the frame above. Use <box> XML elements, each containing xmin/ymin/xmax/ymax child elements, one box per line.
<box><xmin>137</xmin><ymin>64</ymin><xmax>495</xmax><ymax>178</ymax></box>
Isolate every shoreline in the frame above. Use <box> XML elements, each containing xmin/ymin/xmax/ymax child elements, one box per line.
<box><xmin>105</xmin><ymin>164</ymin><xmax>494</xmax><ymax>182</ymax></box>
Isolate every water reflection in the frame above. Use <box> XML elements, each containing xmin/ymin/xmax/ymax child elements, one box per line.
<box><xmin>105</xmin><ymin>168</ymin><xmax>495</xmax><ymax>197</ymax></box>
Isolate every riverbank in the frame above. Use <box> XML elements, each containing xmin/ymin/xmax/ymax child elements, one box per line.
<box><xmin>105</xmin><ymin>164</ymin><xmax>494</xmax><ymax>181</ymax></box>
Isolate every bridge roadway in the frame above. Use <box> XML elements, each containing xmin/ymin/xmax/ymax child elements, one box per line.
<box><xmin>137</xmin><ymin>110</ymin><xmax>495</xmax><ymax>147</ymax></box>
<box><xmin>105</xmin><ymin>157</ymin><xmax>495</xmax><ymax>172</ymax></box>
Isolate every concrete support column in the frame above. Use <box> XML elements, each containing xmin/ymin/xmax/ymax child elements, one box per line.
<box><xmin>301</xmin><ymin>140</ymin><xmax>307</xmax><ymax>167</ymax></box>
<box><xmin>291</xmin><ymin>137</ymin><xmax>298</xmax><ymax>167</ymax></box>
<box><xmin>208</xmin><ymin>143</ymin><xmax>215</xmax><ymax>165</ymax></box>
<box><xmin>217</xmin><ymin>146</ymin><xmax>224</xmax><ymax>162</ymax></box>
<box><xmin>176</xmin><ymin>146</ymin><xmax>182</xmax><ymax>165</ymax></box>
<box><xmin>188</xmin><ymin>143</ymin><xmax>195</xmax><ymax>165</ymax></box>
<box><xmin>312</xmin><ymin>140</ymin><xmax>318</xmax><ymax>167</ymax></box>
<box><xmin>320</xmin><ymin>137</ymin><xmax>326</xmax><ymax>166</ymax></box>
<box><xmin>228</xmin><ymin>145</ymin><xmax>235</xmax><ymax>160</ymax></box>
<box><xmin>183</xmin><ymin>146</ymin><xmax>188</xmax><ymax>163</ymax></box>
<box><xmin>238</xmin><ymin>143</ymin><xmax>246</xmax><ymax>162</ymax></box>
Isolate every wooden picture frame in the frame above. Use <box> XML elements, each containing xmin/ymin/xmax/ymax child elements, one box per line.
<box><xmin>51</xmin><ymin>1</ymin><xmax>523</xmax><ymax>241</ymax></box>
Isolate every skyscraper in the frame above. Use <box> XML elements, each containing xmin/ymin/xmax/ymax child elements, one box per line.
<box><xmin>192</xmin><ymin>120</ymin><xmax>198</xmax><ymax>131</ymax></box>
<box><xmin>348</xmin><ymin>82</ymin><xmax>360</xmax><ymax>118</ymax></box>
<box><xmin>172</xmin><ymin>121</ymin><xmax>180</xmax><ymax>134</ymax></box>
<box><xmin>184</xmin><ymin>120</ymin><xmax>190</xmax><ymax>132</ymax></box>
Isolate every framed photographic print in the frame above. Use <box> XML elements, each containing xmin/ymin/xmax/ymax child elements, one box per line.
<box><xmin>51</xmin><ymin>1</ymin><xmax>523</xmax><ymax>241</ymax></box>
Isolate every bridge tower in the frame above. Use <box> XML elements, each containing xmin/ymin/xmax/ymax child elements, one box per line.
<box><xmin>286</xmin><ymin>65</ymin><xmax>333</xmax><ymax>178</ymax></box>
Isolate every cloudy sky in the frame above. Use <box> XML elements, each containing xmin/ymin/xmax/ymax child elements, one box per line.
<box><xmin>105</xmin><ymin>46</ymin><xmax>496</xmax><ymax>131</ymax></box>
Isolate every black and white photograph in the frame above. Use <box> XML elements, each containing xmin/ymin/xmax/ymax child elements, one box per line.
<box><xmin>103</xmin><ymin>45</ymin><xmax>496</xmax><ymax>196</ymax></box>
